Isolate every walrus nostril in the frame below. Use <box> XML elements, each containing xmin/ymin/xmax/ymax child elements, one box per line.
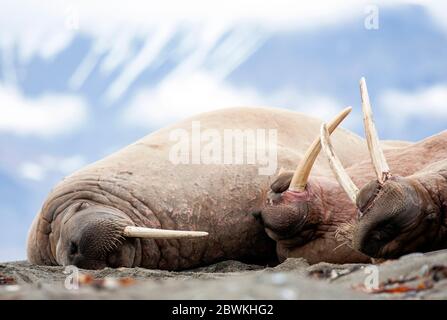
<box><xmin>261</xmin><ymin>201</ymin><xmax>310</xmax><ymax>241</ymax></box>
<box><xmin>69</xmin><ymin>242</ymin><xmax>78</xmax><ymax>256</ymax></box>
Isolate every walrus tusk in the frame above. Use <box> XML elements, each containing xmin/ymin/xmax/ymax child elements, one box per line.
<box><xmin>123</xmin><ymin>226</ymin><xmax>209</xmax><ymax>239</ymax></box>
<box><xmin>360</xmin><ymin>77</ymin><xmax>390</xmax><ymax>184</ymax></box>
<box><xmin>288</xmin><ymin>106</ymin><xmax>352</xmax><ymax>192</ymax></box>
<box><xmin>320</xmin><ymin>123</ymin><xmax>359</xmax><ymax>203</ymax></box>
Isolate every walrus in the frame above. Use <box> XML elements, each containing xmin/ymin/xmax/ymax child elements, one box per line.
<box><xmin>27</xmin><ymin>105</ymin><xmax>374</xmax><ymax>270</ymax></box>
<box><xmin>259</xmin><ymin>78</ymin><xmax>447</xmax><ymax>264</ymax></box>
<box><xmin>321</xmin><ymin>79</ymin><xmax>447</xmax><ymax>260</ymax></box>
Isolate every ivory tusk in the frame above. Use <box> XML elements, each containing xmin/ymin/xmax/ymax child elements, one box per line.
<box><xmin>123</xmin><ymin>226</ymin><xmax>209</xmax><ymax>239</ymax></box>
<box><xmin>288</xmin><ymin>106</ymin><xmax>352</xmax><ymax>192</ymax></box>
<box><xmin>360</xmin><ymin>77</ymin><xmax>391</xmax><ymax>183</ymax></box>
<box><xmin>320</xmin><ymin>123</ymin><xmax>359</xmax><ymax>203</ymax></box>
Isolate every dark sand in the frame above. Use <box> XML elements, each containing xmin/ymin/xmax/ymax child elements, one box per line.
<box><xmin>1</xmin><ymin>250</ymin><xmax>447</xmax><ymax>299</ymax></box>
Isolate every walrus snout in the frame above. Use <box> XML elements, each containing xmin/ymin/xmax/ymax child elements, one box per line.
<box><xmin>54</xmin><ymin>204</ymin><xmax>210</xmax><ymax>269</ymax></box>
<box><xmin>56</xmin><ymin>206</ymin><xmax>136</xmax><ymax>269</ymax></box>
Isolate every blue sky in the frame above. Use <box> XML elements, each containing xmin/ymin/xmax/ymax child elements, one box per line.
<box><xmin>1</xmin><ymin>0</ymin><xmax>447</xmax><ymax>261</ymax></box>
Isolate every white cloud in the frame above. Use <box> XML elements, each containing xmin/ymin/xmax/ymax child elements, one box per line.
<box><xmin>3</xmin><ymin>0</ymin><xmax>445</xmax><ymax>98</ymax></box>
<box><xmin>377</xmin><ymin>83</ymin><xmax>447</xmax><ymax>135</ymax></box>
<box><xmin>0</xmin><ymin>86</ymin><xmax>87</xmax><ymax>136</ymax></box>
<box><xmin>380</xmin><ymin>84</ymin><xmax>447</xmax><ymax>118</ymax></box>
<box><xmin>105</xmin><ymin>26</ymin><xmax>174</xmax><ymax>101</ymax></box>
<box><xmin>19</xmin><ymin>155</ymin><xmax>86</xmax><ymax>181</ymax></box>
<box><xmin>423</xmin><ymin>1</ymin><xmax>447</xmax><ymax>35</ymax></box>
<box><xmin>124</xmin><ymin>71</ymin><xmax>342</xmax><ymax>128</ymax></box>
<box><xmin>266</xmin><ymin>87</ymin><xmax>342</xmax><ymax>120</ymax></box>
<box><xmin>0</xmin><ymin>0</ymin><xmax>359</xmax><ymax>91</ymax></box>
<box><xmin>2</xmin><ymin>1</ymin><xmax>444</xmax><ymax>41</ymax></box>
<box><xmin>8</xmin><ymin>0</ymin><xmax>440</xmax><ymax>35</ymax></box>
<box><xmin>19</xmin><ymin>162</ymin><xmax>45</xmax><ymax>181</ymax></box>
<box><xmin>124</xmin><ymin>72</ymin><xmax>261</xmax><ymax>127</ymax></box>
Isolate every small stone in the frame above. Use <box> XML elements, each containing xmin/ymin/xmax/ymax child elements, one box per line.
<box><xmin>279</xmin><ymin>288</ymin><xmax>298</xmax><ymax>300</ymax></box>
<box><xmin>103</xmin><ymin>277</ymin><xmax>119</xmax><ymax>290</ymax></box>
<box><xmin>224</xmin><ymin>283</ymin><xmax>239</xmax><ymax>292</ymax></box>
<box><xmin>419</xmin><ymin>265</ymin><xmax>430</xmax><ymax>277</ymax></box>
<box><xmin>5</xmin><ymin>285</ymin><xmax>20</xmax><ymax>292</ymax></box>
<box><xmin>118</xmin><ymin>277</ymin><xmax>136</xmax><ymax>287</ymax></box>
<box><xmin>400</xmin><ymin>252</ymin><xmax>425</xmax><ymax>261</ymax></box>
<box><xmin>330</xmin><ymin>270</ymin><xmax>339</xmax><ymax>279</ymax></box>
<box><xmin>270</xmin><ymin>273</ymin><xmax>288</xmax><ymax>285</ymax></box>
<box><xmin>79</xmin><ymin>273</ymin><xmax>94</xmax><ymax>285</ymax></box>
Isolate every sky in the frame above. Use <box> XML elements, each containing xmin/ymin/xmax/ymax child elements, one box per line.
<box><xmin>1</xmin><ymin>0</ymin><xmax>447</xmax><ymax>261</ymax></box>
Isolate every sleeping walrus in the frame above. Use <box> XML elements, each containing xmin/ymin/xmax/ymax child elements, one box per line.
<box><xmin>321</xmin><ymin>79</ymin><xmax>447</xmax><ymax>260</ymax></box>
<box><xmin>28</xmin><ymin>105</ymin><xmax>378</xmax><ymax>270</ymax></box>
<box><xmin>259</xmin><ymin>78</ymin><xmax>447</xmax><ymax>264</ymax></box>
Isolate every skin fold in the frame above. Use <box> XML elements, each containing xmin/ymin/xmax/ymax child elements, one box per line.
<box><xmin>28</xmin><ymin>107</ymin><xmax>372</xmax><ymax>270</ymax></box>
<box><xmin>352</xmin><ymin>136</ymin><xmax>447</xmax><ymax>259</ymax></box>
<box><xmin>260</xmin><ymin>131</ymin><xmax>447</xmax><ymax>264</ymax></box>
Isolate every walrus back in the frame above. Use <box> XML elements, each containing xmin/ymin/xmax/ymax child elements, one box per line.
<box><xmin>28</xmin><ymin>107</ymin><xmax>374</xmax><ymax>268</ymax></box>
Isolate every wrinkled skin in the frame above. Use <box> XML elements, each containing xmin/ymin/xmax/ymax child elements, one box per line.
<box><xmin>28</xmin><ymin>107</ymin><xmax>369</xmax><ymax>270</ymax></box>
<box><xmin>260</xmin><ymin>172</ymin><xmax>371</xmax><ymax>264</ymax></box>
<box><xmin>260</xmin><ymin>131</ymin><xmax>447</xmax><ymax>263</ymax></box>
<box><xmin>353</xmin><ymin>163</ymin><xmax>447</xmax><ymax>259</ymax></box>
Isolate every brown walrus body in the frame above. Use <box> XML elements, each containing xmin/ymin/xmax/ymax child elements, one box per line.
<box><xmin>258</xmin><ymin>79</ymin><xmax>447</xmax><ymax>265</ymax></box>
<box><xmin>265</xmin><ymin>131</ymin><xmax>447</xmax><ymax>264</ymax></box>
<box><xmin>28</xmin><ymin>107</ymin><xmax>377</xmax><ymax>270</ymax></box>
